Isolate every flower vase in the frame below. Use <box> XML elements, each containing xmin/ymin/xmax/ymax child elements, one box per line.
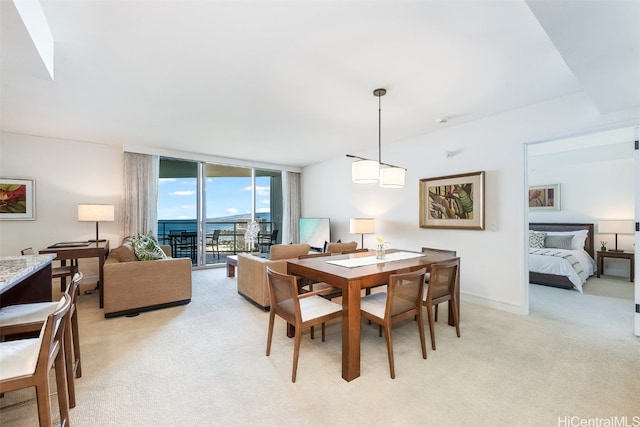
<box><xmin>376</xmin><ymin>244</ymin><xmax>385</xmax><ymax>260</ymax></box>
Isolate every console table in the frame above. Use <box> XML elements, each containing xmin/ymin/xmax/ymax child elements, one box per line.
<box><xmin>596</xmin><ymin>251</ymin><xmax>634</xmax><ymax>282</ymax></box>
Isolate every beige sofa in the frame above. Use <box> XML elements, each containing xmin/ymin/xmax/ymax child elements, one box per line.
<box><xmin>103</xmin><ymin>242</ymin><xmax>192</xmax><ymax>318</ymax></box>
<box><xmin>237</xmin><ymin>243</ymin><xmax>310</xmax><ymax>310</ymax></box>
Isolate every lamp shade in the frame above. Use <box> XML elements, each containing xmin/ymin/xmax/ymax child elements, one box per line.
<box><xmin>379</xmin><ymin>166</ymin><xmax>406</xmax><ymax>188</ymax></box>
<box><xmin>352</xmin><ymin>159</ymin><xmax>379</xmax><ymax>183</ymax></box>
<box><xmin>598</xmin><ymin>220</ymin><xmax>634</xmax><ymax>234</ymax></box>
<box><xmin>350</xmin><ymin>218</ymin><xmax>375</xmax><ymax>234</ymax></box>
<box><xmin>78</xmin><ymin>204</ymin><xmax>115</xmax><ymax>222</ymax></box>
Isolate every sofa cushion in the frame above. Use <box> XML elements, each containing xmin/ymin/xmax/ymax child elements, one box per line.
<box><xmin>111</xmin><ymin>239</ymin><xmax>137</xmax><ymax>262</ymax></box>
<box><xmin>269</xmin><ymin>243</ymin><xmax>311</xmax><ymax>260</ymax></box>
<box><xmin>132</xmin><ymin>233</ymin><xmax>168</xmax><ymax>261</ymax></box>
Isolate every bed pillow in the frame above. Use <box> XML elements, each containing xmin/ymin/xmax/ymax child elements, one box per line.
<box><xmin>544</xmin><ymin>235</ymin><xmax>573</xmax><ymax>250</ymax></box>
<box><xmin>545</xmin><ymin>230</ymin><xmax>588</xmax><ymax>250</ymax></box>
<box><xmin>528</xmin><ymin>231</ymin><xmax>546</xmax><ymax>248</ymax></box>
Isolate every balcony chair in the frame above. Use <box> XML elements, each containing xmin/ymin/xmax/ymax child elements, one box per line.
<box><xmin>360</xmin><ymin>268</ymin><xmax>427</xmax><ymax>379</ymax></box>
<box><xmin>22</xmin><ymin>247</ymin><xmax>78</xmax><ymax>292</ymax></box>
<box><xmin>0</xmin><ymin>294</ymin><xmax>72</xmax><ymax>427</ymax></box>
<box><xmin>0</xmin><ymin>272</ymin><xmax>84</xmax><ymax>408</ymax></box>
<box><xmin>423</xmin><ymin>259</ymin><xmax>460</xmax><ymax>351</ymax></box>
<box><xmin>258</xmin><ymin>229</ymin><xmax>279</xmax><ymax>254</ymax></box>
<box><xmin>207</xmin><ymin>229</ymin><xmax>221</xmax><ymax>261</ymax></box>
<box><xmin>265</xmin><ymin>267</ymin><xmax>342</xmax><ymax>382</ymax></box>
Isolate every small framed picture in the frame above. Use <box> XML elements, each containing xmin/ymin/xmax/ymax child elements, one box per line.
<box><xmin>529</xmin><ymin>184</ymin><xmax>560</xmax><ymax>211</ymax></box>
<box><xmin>0</xmin><ymin>178</ymin><xmax>36</xmax><ymax>220</ymax></box>
<box><xmin>419</xmin><ymin>171</ymin><xmax>485</xmax><ymax>230</ymax></box>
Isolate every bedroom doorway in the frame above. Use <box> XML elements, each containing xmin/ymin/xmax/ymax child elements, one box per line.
<box><xmin>525</xmin><ymin>125</ymin><xmax>639</xmax><ymax>337</ymax></box>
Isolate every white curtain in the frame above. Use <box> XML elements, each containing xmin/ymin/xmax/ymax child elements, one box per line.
<box><xmin>123</xmin><ymin>152</ymin><xmax>159</xmax><ymax>237</ymax></box>
<box><xmin>282</xmin><ymin>171</ymin><xmax>301</xmax><ymax>244</ymax></box>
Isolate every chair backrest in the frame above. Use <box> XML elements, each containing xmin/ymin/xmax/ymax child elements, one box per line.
<box><xmin>325</xmin><ymin>241</ymin><xmax>358</xmax><ymax>254</ymax></box>
<box><xmin>21</xmin><ymin>247</ymin><xmax>35</xmax><ymax>255</ymax></box>
<box><xmin>427</xmin><ymin>260</ymin><xmax>459</xmax><ymax>303</ymax></box>
<box><xmin>36</xmin><ymin>293</ymin><xmax>72</xmax><ymax>375</ymax></box>
<box><xmin>421</xmin><ymin>247</ymin><xmax>457</xmax><ymax>257</ymax></box>
<box><xmin>67</xmin><ymin>272</ymin><xmax>83</xmax><ymax>306</ymax></box>
<box><xmin>269</xmin><ymin>243</ymin><xmax>311</xmax><ymax>260</ymax></box>
<box><xmin>270</xmin><ymin>229</ymin><xmax>279</xmax><ymax>243</ymax></box>
<box><xmin>298</xmin><ymin>252</ymin><xmax>331</xmax><ymax>259</ymax></box>
<box><xmin>266</xmin><ymin>267</ymin><xmax>301</xmax><ymax>323</ymax></box>
<box><xmin>342</xmin><ymin>248</ymin><xmax>369</xmax><ymax>254</ymax></box>
<box><xmin>386</xmin><ymin>268</ymin><xmax>426</xmax><ymax>319</ymax></box>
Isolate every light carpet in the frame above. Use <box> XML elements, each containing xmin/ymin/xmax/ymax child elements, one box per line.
<box><xmin>1</xmin><ymin>270</ymin><xmax>638</xmax><ymax>427</ymax></box>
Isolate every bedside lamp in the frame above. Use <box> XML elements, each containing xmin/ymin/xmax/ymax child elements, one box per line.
<box><xmin>598</xmin><ymin>219</ymin><xmax>634</xmax><ymax>253</ymax></box>
<box><xmin>78</xmin><ymin>204</ymin><xmax>115</xmax><ymax>242</ymax></box>
<box><xmin>350</xmin><ymin>218</ymin><xmax>375</xmax><ymax>249</ymax></box>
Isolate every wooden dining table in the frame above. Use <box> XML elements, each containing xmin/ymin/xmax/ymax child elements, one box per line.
<box><xmin>287</xmin><ymin>249</ymin><xmax>460</xmax><ymax>382</ymax></box>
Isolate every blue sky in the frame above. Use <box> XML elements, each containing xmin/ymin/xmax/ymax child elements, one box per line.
<box><xmin>158</xmin><ymin>176</ymin><xmax>270</xmax><ymax>220</ymax></box>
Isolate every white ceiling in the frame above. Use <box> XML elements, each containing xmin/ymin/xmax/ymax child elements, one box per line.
<box><xmin>1</xmin><ymin>0</ymin><xmax>638</xmax><ymax>168</ymax></box>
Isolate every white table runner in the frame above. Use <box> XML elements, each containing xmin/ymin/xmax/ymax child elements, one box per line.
<box><xmin>326</xmin><ymin>251</ymin><xmax>425</xmax><ymax>268</ymax></box>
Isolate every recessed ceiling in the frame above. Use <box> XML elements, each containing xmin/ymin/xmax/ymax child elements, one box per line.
<box><xmin>1</xmin><ymin>1</ymin><xmax>638</xmax><ymax>168</ymax></box>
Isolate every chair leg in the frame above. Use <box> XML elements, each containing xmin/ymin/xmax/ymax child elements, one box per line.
<box><xmin>416</xmin><ymin>309</ymin><xmax>427</xmax><ymax>360</ymax></box>
<box><xmin>451</xmin><ymin>297</ymin><xmax>461</xmax><ymax>337</ymax></box>
<box><xmin>383</xmin><ymin>325</ymin><xmax>395</xmax><ymax>379</ymax></box>
<box><xmin>434</xmin><ymin>303</ymin><xmax>439</xmax><ymax>322</ymax></box>
<box><xmin>292</xmin><ymin>331</ymin><xmax>302</xmax><ymax>383</ymax></box>
<box><xmin>321</xmin><ymin>322</ymin><xmax>326</xmax><ymax>342</ymax></box>
<box><xmin>54</xmin><ymin>347</ymin><xmax>70</xmax><ymax>427</ymax></box>
<box><xmin>35</xmin><ymin>382</ymin><xmax>53</xmax><ymax>427</ymax></box>
<box><xmin>266</xmin><ymin>312</ymin><xmax>275</xmax><ymax>356</ymax></box>
<box><xmin>71</xmin><ymin>309</ymin><xmax>82</xmax><ymax>378</ymax></box>
<box><xmin>426</xmin><ymin>304</ymin><xmax>437</xmax><ymax>351</ymax></box>
<box><xmin>63</xmin><ymin>322</ymin><xmax>76</xmax><ymax>408</ymax></box>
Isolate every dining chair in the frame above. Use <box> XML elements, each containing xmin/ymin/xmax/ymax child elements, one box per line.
<box><xmin>325</xmin><ymin>241</ymin><xmax>358</xmax><ymax>254</ymax></box>
<box><xmin>421</xmin><ymin>247</ymin><xmax>457</xmax><ymax>321</ymax></box>
<box><xmin>22</xmin><ymin>247</ymin><xmax>78</xmax><ymax>292</ymax></box>
<box><xmin>207</xmin><ymin>229</ymin><xmax>221</xmax><ymax>261</ymax></box>
<box><xmin>0</xmin><ymin>293</ymin><xmax>72</xmax><ymax>427</ymax></box>
<box><xmin>423</xmin><ymin>259</ymin><xmax>460</xmax><ymax>351</ymax></box>
<box><xmin>0</xmin><ymin>272</ymin><xmax>84</xmax><ymax>408</ymax></box>
<box><xmin>265</xmin><ymin>267</ymin><xmax>342</xmax><ymax>382</ymax></box>
<box><xmin>360</xmin><ymin>268</ymin><xmax>427</xmax><ymax>379</ymax></box>
<box><xmin>168</xmin><ymin>230</ymin><xmax>186</xmax><ymax>257</ymax></box>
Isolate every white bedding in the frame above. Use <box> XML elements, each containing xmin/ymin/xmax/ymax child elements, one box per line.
<box><xmin>528</xmin><ymin>248</ymin><xmax>596</xmax><ymax>292</ymax></box>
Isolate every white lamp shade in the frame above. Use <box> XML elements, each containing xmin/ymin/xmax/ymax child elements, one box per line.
<box><xmin>352</xmin><ymin>159</ymin><xmax>379</xmax><ymax>183</ymax></box>
<box><xmin>598</xmin><ymin>219</ymin><xmax>634</xmax><ymax>234</ymax></box>
<box><xmin>350</xmin><ymin>218</ymin><xmax>375</xmax><ymax>234</ymax></box>
<box><xmin>379</xmin><ymin>166</ymin><xmax>406</xmax><ymax>188</ymax></box>
<box><xmin>78</xmin><ymin>204</ymin><xmax>115</xmax><ymax>222</ymax></box>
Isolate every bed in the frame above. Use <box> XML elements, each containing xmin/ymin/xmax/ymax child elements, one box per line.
<box><xmin>528</xmin><ymin>223</ymin><xmax>596</xmax><ymax>292</ymax></box>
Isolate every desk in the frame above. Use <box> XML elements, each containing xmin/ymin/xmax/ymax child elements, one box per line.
<box><xmin>40</xmin><ymin>241</ymin><xmax>110</xmax><ymax>308</ymax></box>
<box><xmin>0</xmin><ymin>255</ymin><xmax>55</xmax><ymax>306</ymax></box>
<box><xmin>596</xmin><ymin>250</ymin><xmax>634</xmax><ymax>282</ymax></box>
<box><xmin>287</xmin><ymin>249</ymin><xmax>459</xmax><ymax>382</ymax></box>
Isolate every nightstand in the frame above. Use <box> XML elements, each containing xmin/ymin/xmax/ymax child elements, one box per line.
<box><xmin>596</xmin><ymin>251</ymin><xmax>634</xmax><ymax>282</ymax></box>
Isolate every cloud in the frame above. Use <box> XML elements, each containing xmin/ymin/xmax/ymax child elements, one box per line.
<box><xmin>159</xmin><ymin>178</ymin><xmax>177</xmax><ymax>183</ymax></box>
<box><xmin>256</xmin><ymin>207</ymin><xmax>270</xmax><ymax>213</ymax></box>
<box><xmin>226</xmin><ymin>208</ymin><xmax>238</xmax><ymax>214</ymax></box>
<box><xmin>242</xmin><ymin>185</ymin><xmax>270</xmax><ymax>197</ymax></box>
<box><xmin>170</xmin><ymin>190</ymin><xmax>196</xmax><ymax>196</ymax></box>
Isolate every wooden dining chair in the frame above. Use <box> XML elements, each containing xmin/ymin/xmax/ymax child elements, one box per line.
<box><xmin>265</xmin><ymin>267</ymin><xmax>342</xmax><ymax>382</ymax></box>
<box><xmin>325</xmin><ymin>241</ymin><xmax>358</xmax><ymax>254</ymax></box>
<box><xmin>421</xmin><ymin>247</ymin><xmax>457</xmax><ymax>321</ymax></box>
<box><xmin>0</xmin><ymin>272</ymin><xmax>84</xmax><ymax>408</ymax></box>
<box><xmin>423</xmin><ymin>259</ymin><xmax>460</xmax><ymax>350</ymax></box>
<box><xmin>360</xmin><ymin>268</ymin><xmax>427</xmax><ymax>379</ymax></box>
<box><xmin>22</xmin><ymin>247</ymin><xmax>78</xmax><ymax>292</ymax></box>
<box><xmin>297</xmin><ymin>253</ymin><xmax>341</xmax><ymax>301</ymax></box>
<box><xmin>0</xmin><ymin>294</ymin><xmax>72</xmax><ymax>427</ymax></box>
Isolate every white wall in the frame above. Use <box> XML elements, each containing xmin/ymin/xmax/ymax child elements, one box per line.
<box><xmin>302</xmin><ymin>92</ymin><xmax>640</xmax><ymax>314</ymax></box>
<box><xmin>529</xmin><ymin>134</ymin><xmax>635</xmax><ymax>277</ymax></box>
<box><xmin>0</xmin><ymin>133</ymin><xmax>123</xmax><ymax>288</ymax></box>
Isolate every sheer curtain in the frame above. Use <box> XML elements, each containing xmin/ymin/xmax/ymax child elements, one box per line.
<box><xmin>282</xmin><ymin>171</ymin><xmax>301</xmax><ymax>244</ymax></box>
<box><xmin>123</xmin><ymin>152</ymin><xmax>159</xmax><ymax>237</ymax></box>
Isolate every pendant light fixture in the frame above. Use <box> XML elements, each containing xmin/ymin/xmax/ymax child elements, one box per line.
<box><xmin>347</xmin><ymin>88</ymin><xmax>406</xmax><ymax>188</ymax></box>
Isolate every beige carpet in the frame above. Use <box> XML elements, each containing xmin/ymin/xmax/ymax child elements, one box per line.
<box><xmin>1</xmin><ymin>270</ymin><xmax>638</xmax><ymax>426</ymax></box>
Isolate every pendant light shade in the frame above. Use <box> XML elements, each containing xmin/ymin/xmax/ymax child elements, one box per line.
<box><xmin>352</xmin><ymin>159</ymin><xmax>379</xmax><ymax>183</ymax></box>
<box><xmin>346</xmin><ymin>88</ymin><xmax>406</xmax><ymax>188</ymax></box>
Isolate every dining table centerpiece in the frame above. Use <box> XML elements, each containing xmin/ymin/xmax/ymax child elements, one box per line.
<box><xmin>375</xmin><ymin>236</ymin><xmax>389</xmax><ymax>259</ymax></box>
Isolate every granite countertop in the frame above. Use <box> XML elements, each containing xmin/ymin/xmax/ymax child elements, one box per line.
<box><xmin>0</xmin><ymin>254</ymin><xmax>56</xmax><ymax>294</ymax></box>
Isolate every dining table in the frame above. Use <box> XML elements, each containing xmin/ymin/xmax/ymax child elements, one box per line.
<box><xmin>286</xmin><ymin>248</ymin><xmax>460</xmax><ymax>382</ymax></box>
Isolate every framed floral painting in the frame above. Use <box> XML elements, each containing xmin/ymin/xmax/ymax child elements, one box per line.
<box><xmin>0</xmin><ymin>178</ymin><xmax>36</xmax><ymax>220</ymax></box>
<box><xmin>419</xmin><ymin>171</ymin><xmax>485</xmax><ymax>230</ymax></box>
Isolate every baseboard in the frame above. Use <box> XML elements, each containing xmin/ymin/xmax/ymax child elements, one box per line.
<box><xmin>461</xmin><ymin>292</ymin><xmax>527</xmax><ymax>315</ymax></box>
<box><xmin>104</xmin><ymin>299</ymin><xmax>191</xmax><ymax>318</ymax></box>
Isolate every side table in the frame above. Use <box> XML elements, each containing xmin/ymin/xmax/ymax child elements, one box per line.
<box><xmin>596</xmin><ymin>251</ymin><xmax>634</xmax><ymax>282</ymax></box>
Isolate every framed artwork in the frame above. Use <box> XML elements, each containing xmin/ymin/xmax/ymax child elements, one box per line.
<box><xmin>529</xmin><ymin>184</ymin><xmax>560</xmax><ymax>211</ymax></box>
<box><xmin>419</xmin><ymin>171</ymin><xmax>485</xmax><ymax>230</ymax></box>
<box><xmin>0</xmin><ymin>178</ymin><xmax>36</xmax><ymax>220</ymax></box>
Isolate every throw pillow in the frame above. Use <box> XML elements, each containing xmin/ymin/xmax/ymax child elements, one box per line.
<box><xmin>544</xmin><ymin>235</ymin><xmax>573</xmax><ymax>250</ymax></box>
<box><xmin>528</xmin><ymin>231</ymin><xmax>546</xmax><ymax>248</ymax></box>
<box><xmin>132</xmin><ymin>232</ymin><xmax>167</xmax><ymax>261</ymax></box>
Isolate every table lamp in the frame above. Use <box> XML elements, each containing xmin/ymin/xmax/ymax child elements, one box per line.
<box><xmin>598</xmin><ymin>219</ymin><xmax>634</xmax><ymax>252</ymax></box>
<box><xmin>350</xmin><ymin>218</ymin><xmax>375</xmax><ymax>249</ymax></box>
<box><xmin>78</xmin><ymin>204</ymin><xmax>115</xmax><ymax>242</ymax></box>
